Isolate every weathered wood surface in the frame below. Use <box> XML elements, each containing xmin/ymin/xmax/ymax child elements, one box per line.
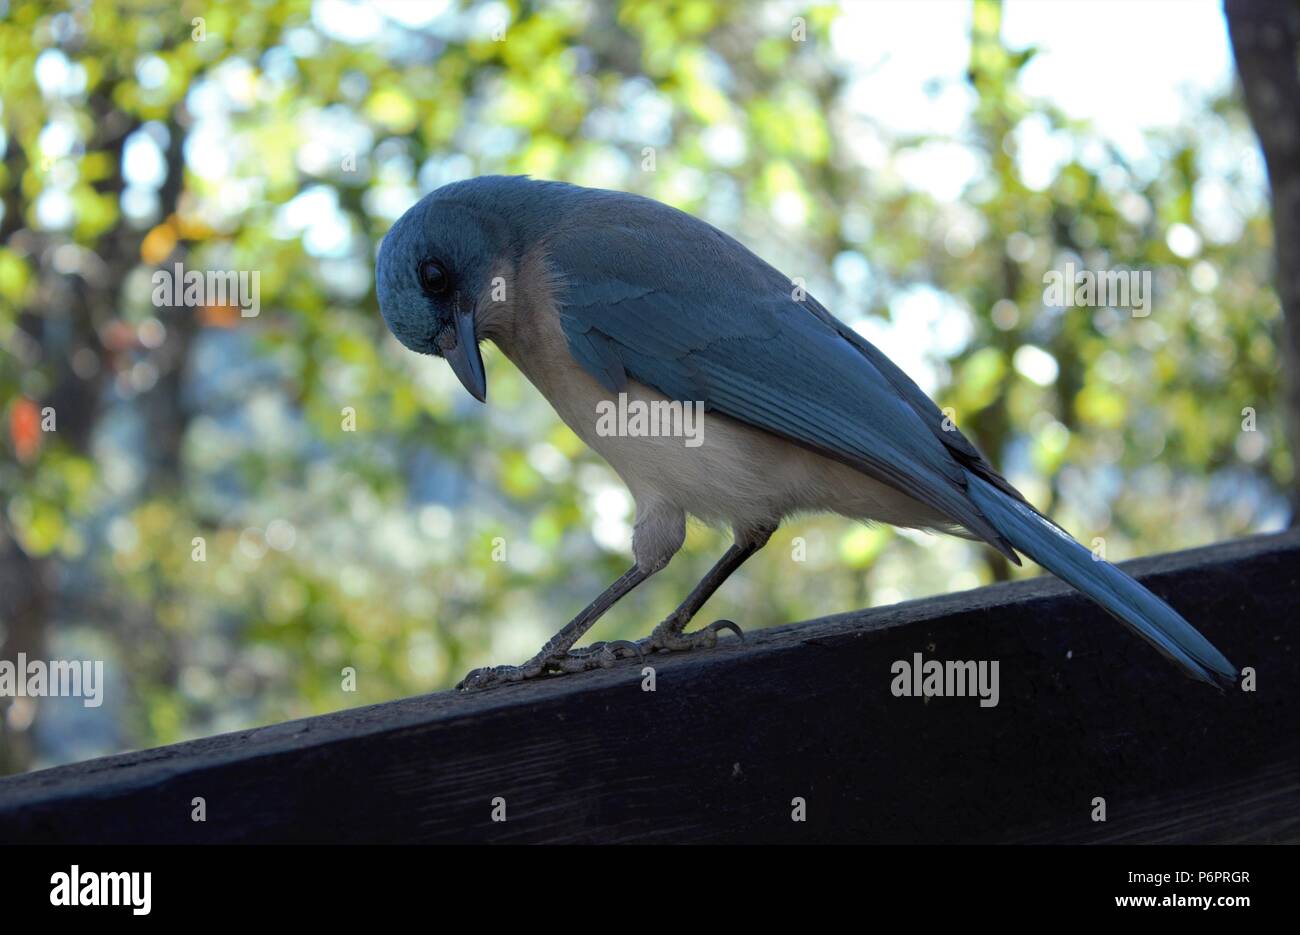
<box><xmin>1</xmin><ymin>530</ymin><xmax>1296</xmax><ymax>844</ymax></box>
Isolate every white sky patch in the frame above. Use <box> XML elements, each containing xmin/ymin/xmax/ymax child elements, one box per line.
<box><xmin>121</xmin><ymin>186</ymin><xmax>159</xmax><ymax>222</ymax></box>
<box><xmin>830</xmin><ymin>0</ymin><xmax>1245</xmax><ymax>209</ymax></box>
<box><xmin>700</xmin><ymin>123</ymin><xmax>747</xmax><ymax>168</ymax></box>
<box><xmin>591</xmin><ymin>484</ymin><xmax>633</xmax><ymax>553</ymax></box>
<box><xmin>35</xmin><ymin>189</ymin><xmax>74</xmax><ymax>229</ymax></box>
<box><xmin>34</xmin><ymin>48</ymin><xmax>86</xmax><ymax>98</ymax></box>
<box><xmin>297</xmin><ymin>107</ymin><xmax>374</xmax><ymax>177</ymax></box>
<box><xmin>470</xmin><ymin>1</ymin><xmax>512</xmax><ymax>39</ymax></box>
<box><xmin>839</xmin><ymin>121</ymin><xmax>891</xmax><ymax>173</ymax></box>
<box><xmin>1003</xmin><ymin>0</ymin><xmax>1233</xmax><ymax>157</ymax></box>
<box><xmin>527</xmin><ymin>443</ymin><xmax>570</xmax><ymax>482</ymax></box>
<box><xmin>620</xmin><ymin>79</ymin><xmax>675</xmax><ymax>146</ymax></box>
<box><xmin>319</xmin><ymin>257</ymin><xmax>372</xmax><ymax>300</ymax></box>
<box><xmin>854</xmin><ymin>285</ymin><xmax>974</xmax><ymax>395</ymax></box>
<box><xmin>1166</xmin><ymin>222</ymin><xmax>1203</xmax><ymax>259</ymax></box>
<box><xmin>418</xmin><ymin>504</ymin><xmax>454</xmax><ymax>539</ymax></box>
<box><xmin>274</xmin><ymin>185</ymin><xmax>353</xmax><ymax>256</ymax></box>
<box><xmin>1193</xmin><ymin>176</ymin><xmax>1247</xmax><ymax>244</ymax></box>
<box><xmin>574</xmin><ymin>148</ymin><xmax>634</xmax><ymax>192</ymax></box>
<box><xmin>185</xmin><ymin>78</ymin><xmax>229</xmax><ymax>126</ymax></box>
<box><xmin>1013</xmin><ymin>344</ymin><xmax>1060</xmax><ymax>386</ymax></box>
<box><xmin>37</xmin><ymin>118</ymin><xmax>78</xmax><ymax>160</ymax></box>
<box><xmin>418</xmin><ymin>153</ymin><xmax>475</xmax><ymax>194</ymax></box>
<box><xmin>364</xmin><ymin>180</ymin><xmax>420</xmax><ymax>224</ymax></box>
<box><xmin>212</xmin><ymin>58</ymin><xmax>258</xmax><ymax>111</ymax></box>
<box><xmin>662</xmin><ymin>167</ymin><xmax>708</xmax><ymax>207</ymax></box>
<box><xmin>375</xmin><ymin>0</ymin><xmax>451</xmax><ymax>28</ymax></box>
<box><xmin>833</xmin><ymin>250</ymin><xmax>874</xmax><ymax>292</ymax></box>
<box><xmin>122</xmin><ymin>130</ymin><xmax>166</xmax><ymax>188</ymax></box>
<box><xmin>185</xmin><ymin>118</ymin><xmax>234</xmax><ymax>179</ymax></box>
<box><xmin>135</xmin><ymin>54</ymin><xmax>169</xmax><ymax>91</ymax></box>
<box><xmin>34</xmin><ymin>48</ymin><xmax>71</xmax><ymax>94</ymax></box>
<box><xmin>815</xmin><ymin>0</ymin><xmax>1262</xmax><ymax>391</ymax></box>
<box><xmin>772</xmin><ymin>189</ymin><xmax>808</xmax><ymax>227</ymax></box>
<box><xmin>833</xmin><ymin>1</ymin><xmax>973</xmax><ymax>137</ymax></box>
<box><xmin>894</xmin><ymin>140</ymin><xmax>983</xmax><ymax>202</ymax></box>
<box><xmin>1011</xmin><ymin>112</ymin><xmax>1073</xmax><ymax>192</ymax></box>
<box><xmin>313</xmin><ymin>0</ymin><xmax>385</xmax><ymax>43</ymax></box>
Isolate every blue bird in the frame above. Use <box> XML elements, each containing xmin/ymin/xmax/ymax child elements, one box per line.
<box><xmin>376</xmin><ymin>175</ymin><xmax>1237</xmax><ymax>692</ymax></box>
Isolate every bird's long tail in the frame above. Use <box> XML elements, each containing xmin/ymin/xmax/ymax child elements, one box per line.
<box><xmin>965</xmin><ymin>473</ymin><xmax>1236</xmax><ymax>687</ymax></box>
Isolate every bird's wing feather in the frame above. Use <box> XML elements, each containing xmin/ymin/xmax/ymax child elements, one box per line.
<box><xmin>549</xmin><ymin>219</ymin><xmax>1020</xmax><ymax>559</ymax></box>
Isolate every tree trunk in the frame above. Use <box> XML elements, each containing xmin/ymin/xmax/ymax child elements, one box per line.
<box><xmin>1226</xmin><ymin>0</ymin><xmax>1300</xmax><ymax>521</ymax></box>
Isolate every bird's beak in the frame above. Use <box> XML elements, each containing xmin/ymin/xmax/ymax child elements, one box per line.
<box><xmin>437</xmin><ymin>295</ymin><xmax>487</xmax><ymax>403</ymax></box>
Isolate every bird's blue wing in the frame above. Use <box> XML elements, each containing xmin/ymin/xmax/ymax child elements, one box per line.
<box><xmin>549</xmin><ymin>219</ymin><xmax>1019</xmax><ymax>558</ymax></box>
<box><xmin>547</xmin><ymin>209</ymin><xmax>1236</xmax><ymax>686</ymax></box>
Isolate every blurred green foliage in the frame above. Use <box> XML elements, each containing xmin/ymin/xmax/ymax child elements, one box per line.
<box><xmin>0</xmin><ymin>0</ymin><xmax>1286</xmax><ymax>772</ymax></box>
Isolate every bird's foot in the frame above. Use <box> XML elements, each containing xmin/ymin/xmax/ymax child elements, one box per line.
<box><xmin>454</xmin><ymin>618</ymin><xmax>745</xmax><ymax>691</ymax></box>
<box><xmin>644</xmin><ymin>618</ymin><xmax>744</xmax><ymax>653</ymax></box>
<box><xmin>456</xmin><ymin>640</ymin><xmax>643</xmax><ymax>692</ymax></box>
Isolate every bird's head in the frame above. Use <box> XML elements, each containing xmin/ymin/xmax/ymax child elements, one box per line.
<box><xmin>376</xmin><ymin>188</ymin><xmax>510</xmax><ymax>402</ymax></box>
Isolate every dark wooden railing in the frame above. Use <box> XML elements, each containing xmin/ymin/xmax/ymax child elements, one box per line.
<box><xmin>1</xmin><ymin>530</ymin><xmax>1297</xmax><ymax>843</ymax></box>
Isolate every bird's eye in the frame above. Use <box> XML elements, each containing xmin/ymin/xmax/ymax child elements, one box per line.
<box><xmin>419</xmin><ymin>259</ymin><xmax>449</xmax><ymax>295</ymax></box>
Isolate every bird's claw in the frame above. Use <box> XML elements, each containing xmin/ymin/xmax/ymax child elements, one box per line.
<box><xmin>455</xmin><ymin>623</ymin><xmax>742</xmax><ymax>691</ymax></box>
<box><xmin>647</xmin><ymin>618</ymin><xmax>745</xmax><ymax>653</ymax></box>
<box><xmin>708</xmin><ymin>619</ymin><xmax>745</xmax><ymax>641</ymax></box>
<box><xmin>456</xmin><ymin>661</ymin><xmax>540</xmax><ymax>692</ymax></box>
<box><xmin>601</xmin><ymin>639</ymin><xmax>646</xmax><ymax>661</ymax></box>
<box><xmin>456</xmin><ymin>639</ymin><xmax>645</xmax><ymax>691</ymax></box>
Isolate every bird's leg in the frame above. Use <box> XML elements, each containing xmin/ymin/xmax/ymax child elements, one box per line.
<box><xmin>456</xmin><ymin>564</ymin><xmax>651</xmax><ymax>691</ymax></box>
<box><xmin>642</xmin><ymin>525</ymin><xmax>775</xmax><ymax>653</ymax></box>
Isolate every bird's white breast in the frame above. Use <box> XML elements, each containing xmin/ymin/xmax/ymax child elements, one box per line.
<box><xmin>492</xmin><ymin>303</ymin><xmax>953</xmax><ymax>538</ymax></box>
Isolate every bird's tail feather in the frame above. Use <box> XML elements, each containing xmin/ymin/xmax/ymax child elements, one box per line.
<box><xmin>965</xmin><ymin>473</ymin><xmax>1236</xmax><ymax>687</ymax></box>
